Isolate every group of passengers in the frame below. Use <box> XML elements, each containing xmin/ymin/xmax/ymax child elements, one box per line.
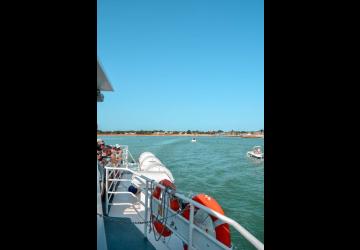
<box><xmin>97</xmin><ymin>139</ymin><xmax>123</xmax><ymax>166</ymax></box>
<box><xmin>97</xmin><ymin>139</ymin><xmax>123</xmax><ymax>186</ymax></box>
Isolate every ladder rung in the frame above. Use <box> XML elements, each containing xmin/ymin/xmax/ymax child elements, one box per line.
<box><xmin>109</xmin><ymin>203</ymin><xmax>134</xmax><ymax>206</ymax></box>
<box><xmin>107</xmin><ymin>179</ymin><xmax>131</xmax><ymax>181</ymax></box>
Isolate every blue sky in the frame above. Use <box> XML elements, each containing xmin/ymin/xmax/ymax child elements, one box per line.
<box><xmin>97</xmin><ymin>0</ymin><xmax>263</xmax><ymax>131</ymax></box>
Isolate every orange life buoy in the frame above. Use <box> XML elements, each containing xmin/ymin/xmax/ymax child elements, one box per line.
<box><xmin>182</xmin><ymin>194</ymin><xmax>231</xmax><ymax>249</ymax></box>
<box><xmin>152</xmin><ymin>179</ymin><xmax>180</xmax><ymax>237</ymax></box>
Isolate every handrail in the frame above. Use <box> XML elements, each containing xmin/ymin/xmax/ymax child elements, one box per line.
<box><xmin>104</xmin><ymin>166</ymin><xmax>264</xmax><ymax>250</ymax></box>
<box><xmin>127</xmin><ymin>150</ymin><xmax>137</xmax><ymax>164</ymax></box>
<box><xmin>114</xmin><ymin>145</ymin><xmax>139</xmax><ymax>169</ymax></box>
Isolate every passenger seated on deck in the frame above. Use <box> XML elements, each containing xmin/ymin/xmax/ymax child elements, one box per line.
<box><xmin>110</xmin><ymin>146</ymin><xmax>121</xmax><ymax>166</ymax></box>
<box><xmin>98</xmin><ymin>152</ymin><xmax>107</xmax><ymax>165</ymax></box>
<box><xmin>111</xmin><ymin>146</ymin><xmax>116</xmax><ymax>154</ymax></box>
<box><xmin>97</xmin><ymin>139</ymin><xmax>105</xmax><ymax>153</ymax></box>
<box><xmin>115</xmin><ymin>144</ymin><xmax>122</xmax><ymax>161</ymax></box>
<box><xmin>97</xmin><ymin>153</ymin><xmax>106</xmax><ymax>184</ymax></box>
<box><xmin>110</xmin><ymin>153</ymin><xmax>118</xmax><ymax>166</ymax></box>
<box><xmin>97</xmin><ymin>140</ymin><xmax>104</xmax><ymax>162</ymax></box>
<box><xmin>97</xmin><ymin>151</ymin><xmax>102</xmax><ymax>161</ymax></box>
<box><xmin>103</xmin><ymin>147</ymin><xmax>111</xmax><ymax>157</ymax></box>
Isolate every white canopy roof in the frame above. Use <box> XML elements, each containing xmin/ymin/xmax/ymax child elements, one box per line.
<box><xmin>97</xmin><ymin>60</ymin><xmax>114</xmax><ymax>91</ymax></box>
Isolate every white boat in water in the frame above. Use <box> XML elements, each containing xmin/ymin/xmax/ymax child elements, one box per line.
<box><xmin>97</xmin><ymin>60</ymin><xmax>264</xmax><ymax>250</ymax></box>
<box><xmin>191</xmin><ymin>138</ymin><xmax>196</xmax><ymax>143</ymax></box>
<box><xmin>247</xmin><ymin>146</ymin><xmax>264</xmax><ymax>159</ymax></box>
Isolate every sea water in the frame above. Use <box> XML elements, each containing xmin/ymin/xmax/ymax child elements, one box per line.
<box><xmin>99</xmin><ymin>136</ymin><xmax>264</xmax><ymax>250</ymax></box>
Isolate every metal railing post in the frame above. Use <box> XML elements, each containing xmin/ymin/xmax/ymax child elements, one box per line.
<box><xmin>189</xmin><ymin>204</ymin><xmax>195</xmax><ymax>250</ymax></box>
<box><xmin>105</xmin><ymin>167</ymin><xmax>109</xmax><ymax>215</ymax></box>
<box><xmin>103</xmin><ymin>166</ymin><xmax>264</xmax><ymax>250</ymax></box>
<box><xmin>144</xmin><ymin>180</ymin><xmax>149</xmax><ymax>239</ymax></box>
<box><xmin>125</xmin><ymin>146</ymin><xmax>129</xmax><ymax>168</ymax></box>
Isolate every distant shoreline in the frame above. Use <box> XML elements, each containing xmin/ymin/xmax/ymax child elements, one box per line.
<box><xmin>98</xmin><ymin>133</ymin><xmax>214</xmax><ymax>137</ymax></box>
<box><xmin>97</xmin><ymin>133</ymin><xmax>263</xmax><ymax>138</ymax></box>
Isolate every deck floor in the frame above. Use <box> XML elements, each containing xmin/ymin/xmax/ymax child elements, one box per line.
<box><xmin>104</xmin><ymin>216</ymin><xmax>156</xmax><ymax>250</ymax></box>
<box><xmin>103</xmin><ymin>173</ymin><xmax>155</xmax><ymax>250</ymax></box>
<box><xmin>103</xmin><ymin>172</ymin><xmax>184</xmax><ymax>250</ymax></box>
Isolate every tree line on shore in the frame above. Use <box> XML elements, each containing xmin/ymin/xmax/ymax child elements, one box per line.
<box><xmin>97</xmin><ymin>129</ymin><xmax>264</xmax><ymax>135</ymax></box>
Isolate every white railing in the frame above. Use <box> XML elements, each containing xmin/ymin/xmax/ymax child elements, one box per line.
<box><xmin>118</xmin><ymin>145</ymin><xmax>139</xmax><ymax>170</ymax></box>
<box><xmin>104</xmin><ymin>166</ymin><xmax>264</xmax><ymax>250</ymax></box>
<box><xmin>101</xmin><ymin>145</ymin><xmax>140</xmax><ymax>212</ymax></box>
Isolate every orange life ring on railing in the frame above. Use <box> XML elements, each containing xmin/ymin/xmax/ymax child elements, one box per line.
<box><xmin>182</xmin><ymin>193</ymin><xmax>231</xmax><ymax>249</ymax></box>
<box><xmin>152</xmin><ymin>179</ymin><xmax>180</xmax><ymax>237</ymax></box>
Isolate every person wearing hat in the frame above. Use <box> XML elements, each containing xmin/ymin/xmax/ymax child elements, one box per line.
<box><xmin>97</xmin><ymin>140</ymin><xmax>102</xmax><ymax>153</ymax></box>
<box><xmin>97</xmin><ymin>138</ymin><xmax>104</xmax><ymax>145</ymax></box>
<box><xmin>97</xmin><ymin>138</ymin><xmax>105</xmax><ymax>162</ymax></box>
<box><xmin>97</xmin><ymin>150</ymin><xmax>107</xmax><ymax>190</ymax></box>
<box><xmin>108</xmin><ymin>144</ymin><xmax>121</xmax><ymax>167</ymax></box>
<box><xmin>110</xmin><ymin>152</ymin><xmax>118</xmax><ymax>166</ymax></box>
<box><xmin>97</xmin><ymin>139</ymin><xmax>105</xmax><ymax>153</ymax></box>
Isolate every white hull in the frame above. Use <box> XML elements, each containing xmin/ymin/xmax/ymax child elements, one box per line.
<box><xmin>247</xmin><ymin>151</ymin><xmax>264</xmax><ymax>159</ymax></box>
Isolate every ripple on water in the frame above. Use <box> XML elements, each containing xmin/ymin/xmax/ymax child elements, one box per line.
<box><xmin>98</xmin><ymin>136</ymin><xmax>264</xmax><ymax>249</ymax></box>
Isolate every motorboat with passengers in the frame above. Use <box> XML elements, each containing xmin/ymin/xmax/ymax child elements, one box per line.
<box><xmin>247</xmin><ymin>146</ymin><xmax>264</xmax><ymax>159</ymax></box>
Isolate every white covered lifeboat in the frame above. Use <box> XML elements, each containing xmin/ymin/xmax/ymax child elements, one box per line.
<box><xmin>135</xmin><ymin>152</ymin><xmax>175</xmax><ymax>183</ymax></box>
